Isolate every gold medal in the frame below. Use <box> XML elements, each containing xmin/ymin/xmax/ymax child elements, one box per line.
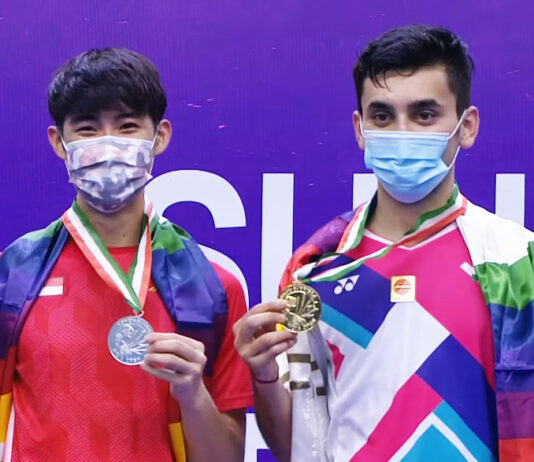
<box><xmin>279</xmin><ymin>283</ymin><xmax>322</xmax><ymax>333</ymax></box>
<box><xmin>390</xmin><ymin>275</ymin><xmax>416</xmax><ymax>303</ymax></box>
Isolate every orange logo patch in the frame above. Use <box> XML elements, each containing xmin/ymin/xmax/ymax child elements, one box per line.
<box><xmin>390</xmin><ymin>275</ymin><xmax>416</xmax><ymax>303</ymax></box>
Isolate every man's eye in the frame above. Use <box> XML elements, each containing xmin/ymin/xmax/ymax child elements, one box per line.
<box><xmin>76</xmin><ymin>126</ymin><xmax>96</xmax><ymax>133</ymax></box>
<box><xmin>370</xmin><ymin>113</ymin><xmax>392</xmax><ymax>125</ymax></box>
<box><xmin>120</xmin><ymin>122</ymin><xmax>139</xmax><ymax>130</ymax></box>
<box><xmin>375</xmin><ymin>113</ymin><xmax>389</xmax><ymax>121</ymax></box>
<box><xmin>418</xmin><ymin>111</ymin><xmax>434</xmax><ymax>121</ymax></box>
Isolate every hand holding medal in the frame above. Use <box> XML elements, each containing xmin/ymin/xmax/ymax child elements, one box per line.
<box><xmin>233</xmin><ymin>300</ymin><xmax>297</xmax><ymax>384</ymax></box>
<box><xmin>233</xmin><ymin>282</ymin><xmax>322</xmax><ymax>384</ymax></box>
<box><xmin>141</xmin><ymin>332</ymin><xmax>208</xmax><ymax>401</ymax></box>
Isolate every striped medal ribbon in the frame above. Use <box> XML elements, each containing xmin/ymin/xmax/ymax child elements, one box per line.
<box><xmin>62</xmin><ymin>199</ymin><xmax>158</xmax><ymax>365</ymax></box>
<box><xmin>294</xmin><ymin>186</ymin><xmax>467</xmax><ymax>285</ymax></box>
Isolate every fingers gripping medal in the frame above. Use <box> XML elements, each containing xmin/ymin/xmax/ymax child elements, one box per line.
<box><xmin>279</xmin><ymin>283</ymin><xmax>322</xmax><ymax>333</ymax></box>
<box><xmin>63</xmin><ymin>199</ymin><xmax>157</xmax><ymax>366</ymax></box>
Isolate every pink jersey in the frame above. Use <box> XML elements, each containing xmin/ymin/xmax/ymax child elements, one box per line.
<box><xmin>306</xmin><ymin>223</ymin><xmax>497</xmax><ymax>461</ymax></box>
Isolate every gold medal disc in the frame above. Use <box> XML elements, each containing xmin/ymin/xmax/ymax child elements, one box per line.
<box><xmin>279</xmin><ymin>283</ymin><xmax>322</xmax><ymax>333</ymax></box>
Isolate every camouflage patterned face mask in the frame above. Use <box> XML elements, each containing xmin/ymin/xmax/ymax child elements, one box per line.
<box><xmin>62</xmin><ymin>135</ymin><xmax>156</xmax><ymax>213</ymax></box>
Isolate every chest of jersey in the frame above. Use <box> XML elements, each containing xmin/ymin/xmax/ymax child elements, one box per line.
<box><xmin>309</xmin><ymin>226</ymin><xmax>498</xmax><ymax>461</ymax></box>
<box><xmin>13</xmin><ymin>240</ymin><xmax>175</xmax><ymax>461</ymax></box>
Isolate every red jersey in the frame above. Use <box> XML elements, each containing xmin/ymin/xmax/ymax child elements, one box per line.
<box><xmin>11</xmin><ymin>238</ymin><xmax>252</xmax><ymax>461</ymax></box>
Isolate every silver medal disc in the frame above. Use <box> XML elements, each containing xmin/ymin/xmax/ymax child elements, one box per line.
<box><xmin>108</xmin><ymin>316</ymin><xmax>154</xmax><ymax>365</ymax></box>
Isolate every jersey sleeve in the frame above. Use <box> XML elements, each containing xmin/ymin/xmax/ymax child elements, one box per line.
<box><xmin>203</xmin><ymin>262</ymin><xmax>254</xmax><ymax>413</ymax></box>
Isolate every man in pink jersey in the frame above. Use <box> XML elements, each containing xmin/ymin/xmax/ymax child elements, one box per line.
<box><xmin>0</xmin><ymin>48</ymin><xmax>253</xmax><ymax>461</ymax></box>
<box><xmin>234</xmin><ymin>25</ymin><xmax>534</xmax><ymax>461</ymax></box>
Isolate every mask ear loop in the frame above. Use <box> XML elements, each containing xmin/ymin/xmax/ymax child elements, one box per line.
<box><xmin>144</xmin><ymin>131</ymin><xmax>159</xmax><ymax>218</ymax></box>
<box><xmin>150</xmin><ymin>134</ymin><xmax>158</xmax><ymax>151</ymax></box>
<box><xmin>60</xmin><ymin>137</ymin><xmax>68</xmax><ymax>152</ymax></box>
<box><xmin>445</xmin><ymin>110</ymin><xmax>467</xmax><ymax>169</ymax></box>
<box><xmin>447</xmin><ymin>110</ymin><xmax>467</xmax><ymax>140</ymax></box>
<box><xmin>60</xmin><ymin>136</ymin><xmax>73</xmax><ymax>174</ymax></box>
<box><xmin>358</xmin><ymin>114</ymin><xmax>367</xmax><ymax>140</ymax></box>
<box><xmin>147</xmin><ymin>125</ymin><xmax>160</xmax><ymax>175</ymax></box>
<box><xmin>446</xmin><ymin>145</ymin><xmax>461</xmax><ymax>168</ymax></box>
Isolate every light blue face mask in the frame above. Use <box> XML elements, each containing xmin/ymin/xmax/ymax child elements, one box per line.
<box><xmin>361</xmin><ymin>112</ymin><xmax>465</xmax><ymax>203</ymax></box>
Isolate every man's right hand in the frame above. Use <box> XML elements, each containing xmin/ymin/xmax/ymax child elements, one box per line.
<box><xmin>233</xmin><ymin>300</ymin><xmax>297</xmax><ymax>382</ymax></box>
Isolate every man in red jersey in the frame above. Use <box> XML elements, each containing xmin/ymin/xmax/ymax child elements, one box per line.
<box><xmin>0</xmin><ymin>48</ymin><xmax>252</xmax><ymax>462</ymax></box>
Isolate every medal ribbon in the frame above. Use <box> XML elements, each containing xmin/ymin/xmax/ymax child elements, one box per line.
<box><xmin>295</xmin><ymin>185</ymin><xmax>467</xmax><ymax>284</ymax></box>
<box><xmin>62</xmin><ymin>198</ymin><xmax>157</xmax><ymax>314</ymax></box>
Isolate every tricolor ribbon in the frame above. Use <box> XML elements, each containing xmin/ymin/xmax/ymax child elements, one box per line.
<box><xmin>62</xmin><ymin>198</ymin><xmax>157</xmax><ymax>314</ymax></box>
<box><xmin>295</xmin><ymin>185</ymin><xmax>467</xmax><ymax>284</ymax></box>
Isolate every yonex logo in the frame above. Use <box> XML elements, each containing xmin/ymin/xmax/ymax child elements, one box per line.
<box><xmin>334</xmin><ymin>275</ymin><xmax>360</xmax><ymax>295</ymax></box>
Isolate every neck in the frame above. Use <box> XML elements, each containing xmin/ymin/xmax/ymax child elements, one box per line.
<box><xmin>76</xmin><ymin>192</ymin><xmax>145</xmax><ymax>248</ymax></box>
<box><xmin>367</xmin><ymin>171</ymin><xmax>456</xmax><ymax>242</ymax></box>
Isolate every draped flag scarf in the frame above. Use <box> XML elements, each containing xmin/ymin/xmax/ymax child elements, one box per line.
<box><xmin>0</xmin><ymin>203</ymin><xmax>228</xmax><ymax>461</ymax></box>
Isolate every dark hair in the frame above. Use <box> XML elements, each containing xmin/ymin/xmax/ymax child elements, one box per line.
<box><xmin>353</xmin><ymin>25</ymin><xmax>474</xmax><ymax>116</ymax></box>
<box><xmin>48</xmin><ymin>47</ymin><xmax>167</xmax><ymax>130</ymax></box>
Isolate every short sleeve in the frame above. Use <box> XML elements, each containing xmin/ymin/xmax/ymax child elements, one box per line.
<box><xmin>203</xmin><ymin>262</ymin><xmax>254</xmax><ymax>412</ymax></box>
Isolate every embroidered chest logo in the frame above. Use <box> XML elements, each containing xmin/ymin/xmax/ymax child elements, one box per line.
<box><xmin>334</xmin><ymin>275</ymin><xmax>360</xmax><ymax>295</ymax></box>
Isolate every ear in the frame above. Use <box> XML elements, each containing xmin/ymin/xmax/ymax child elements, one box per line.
<box><xmin>458</xmin><ymin>106</ymin><xmax>479</xmax><ymax>149</ymax></box>
<box><xmin>48</xmin><ymin>126</ymin><xmax>67</xmax><ymax>160</ymax></box>
<box><xmin>352</xmin><ymin>111</ymin><xmax>365</xmax><ymax>150</ymax></box>
<box><xmin>153</xmin><ymin>119</ymin><xmax>172</xmax><ymax>156</ymax></box>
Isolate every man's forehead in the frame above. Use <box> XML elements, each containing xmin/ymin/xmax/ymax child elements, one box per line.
<box><xmin>361</xmin><ymin>66</ymin><xmax>452</xmax><ymax>105</ymax></box>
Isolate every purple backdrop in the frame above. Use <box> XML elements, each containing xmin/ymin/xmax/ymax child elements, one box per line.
<box><xmin>1</xmin><ymin>0</ymin><xmax>534</xmax><ymax>308</ymax></box>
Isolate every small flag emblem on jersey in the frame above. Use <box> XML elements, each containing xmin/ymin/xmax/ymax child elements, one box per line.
<box><xmin>390</xmin><ymin>275</ymin><xmax>416</xmax><ymax>303</ymax></box>
<box><xmin>39</xmin><ymin>277</ymin><xmax>64</xmax><ymax>296</ymax></box>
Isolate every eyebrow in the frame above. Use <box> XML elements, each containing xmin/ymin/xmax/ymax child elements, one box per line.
<box><xmin>69</xmin><ymin>113</ymin><xmax>98</xmax><ymax>124</ymax></box>
<box><xmin>114</xmin><ymin>111</ymin><xmax>142</xmax><ymax>120</ymax></box>
<box><xmin>365</xmin><ymin>99</ymin><xmax>444</xmax><ymax>115</ymax></box>
<box><xmin>68</xmin><ymin>110</ymin><xmax>142</xmax><ymax>125</ymax></box>
<box><xmin>366</xmin><ymin>101</ymin><xmax>395</xmax><ymax>112</ymax></box>
<box><xmin>407</xmin><ymin>99</ymin><xmax>443</xmax><ymax>111</ymax></box>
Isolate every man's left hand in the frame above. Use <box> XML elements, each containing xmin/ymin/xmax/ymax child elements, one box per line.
<box><xmin>141</xmin><ymin>332</ymin><xmax>207</xmax><ymax>402</ymax></box>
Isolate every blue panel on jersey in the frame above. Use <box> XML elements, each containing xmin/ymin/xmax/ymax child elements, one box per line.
<box><xmin>434</xmin><ymin>402</ymin><xmax>496</xmax><ymax>462</ymax></box>
<box><xmin>310</xmin><ymin>264</ymin><xmax>393</xmax><ymax>334</ymax></box>
<box><xmin>322</xmin><ymin>302</ymin><xmax>373</xmax><ymax>348</ymax></box>
<box><xmin>416</xmin><ymin>336</ymin><xmax>498</xmax><ymax>455</ymax></box>
<box><xmin>257</xmin><ymin>449</ymin><xmax>277</xmax><ymax>462</ymax></box>
<box><xmin>401</xmin><ymin>425</ymin><xmax>466</xmax><ymax>462</ymax></box>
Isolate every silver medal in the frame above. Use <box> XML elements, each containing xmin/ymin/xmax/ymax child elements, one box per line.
<box><xmin>108</xmin><ymin>316</ymin><xmax>154</xmax><ymax>365</ymax></box>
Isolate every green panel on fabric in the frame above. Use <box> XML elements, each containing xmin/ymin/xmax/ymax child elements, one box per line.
<box><xmin>22</xmin><ymin>219</ymin><xmax>63</xmax><ymax>242</ymax></box>
<box><xmin>475</xmin><ymin>251</ymin><xmax>534</xmax><ymax>310</ymax></box>
<box><xmin>151</xmin><ymin>221</ymin><xmax>189</xmax><ymax>253</ymax></box>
